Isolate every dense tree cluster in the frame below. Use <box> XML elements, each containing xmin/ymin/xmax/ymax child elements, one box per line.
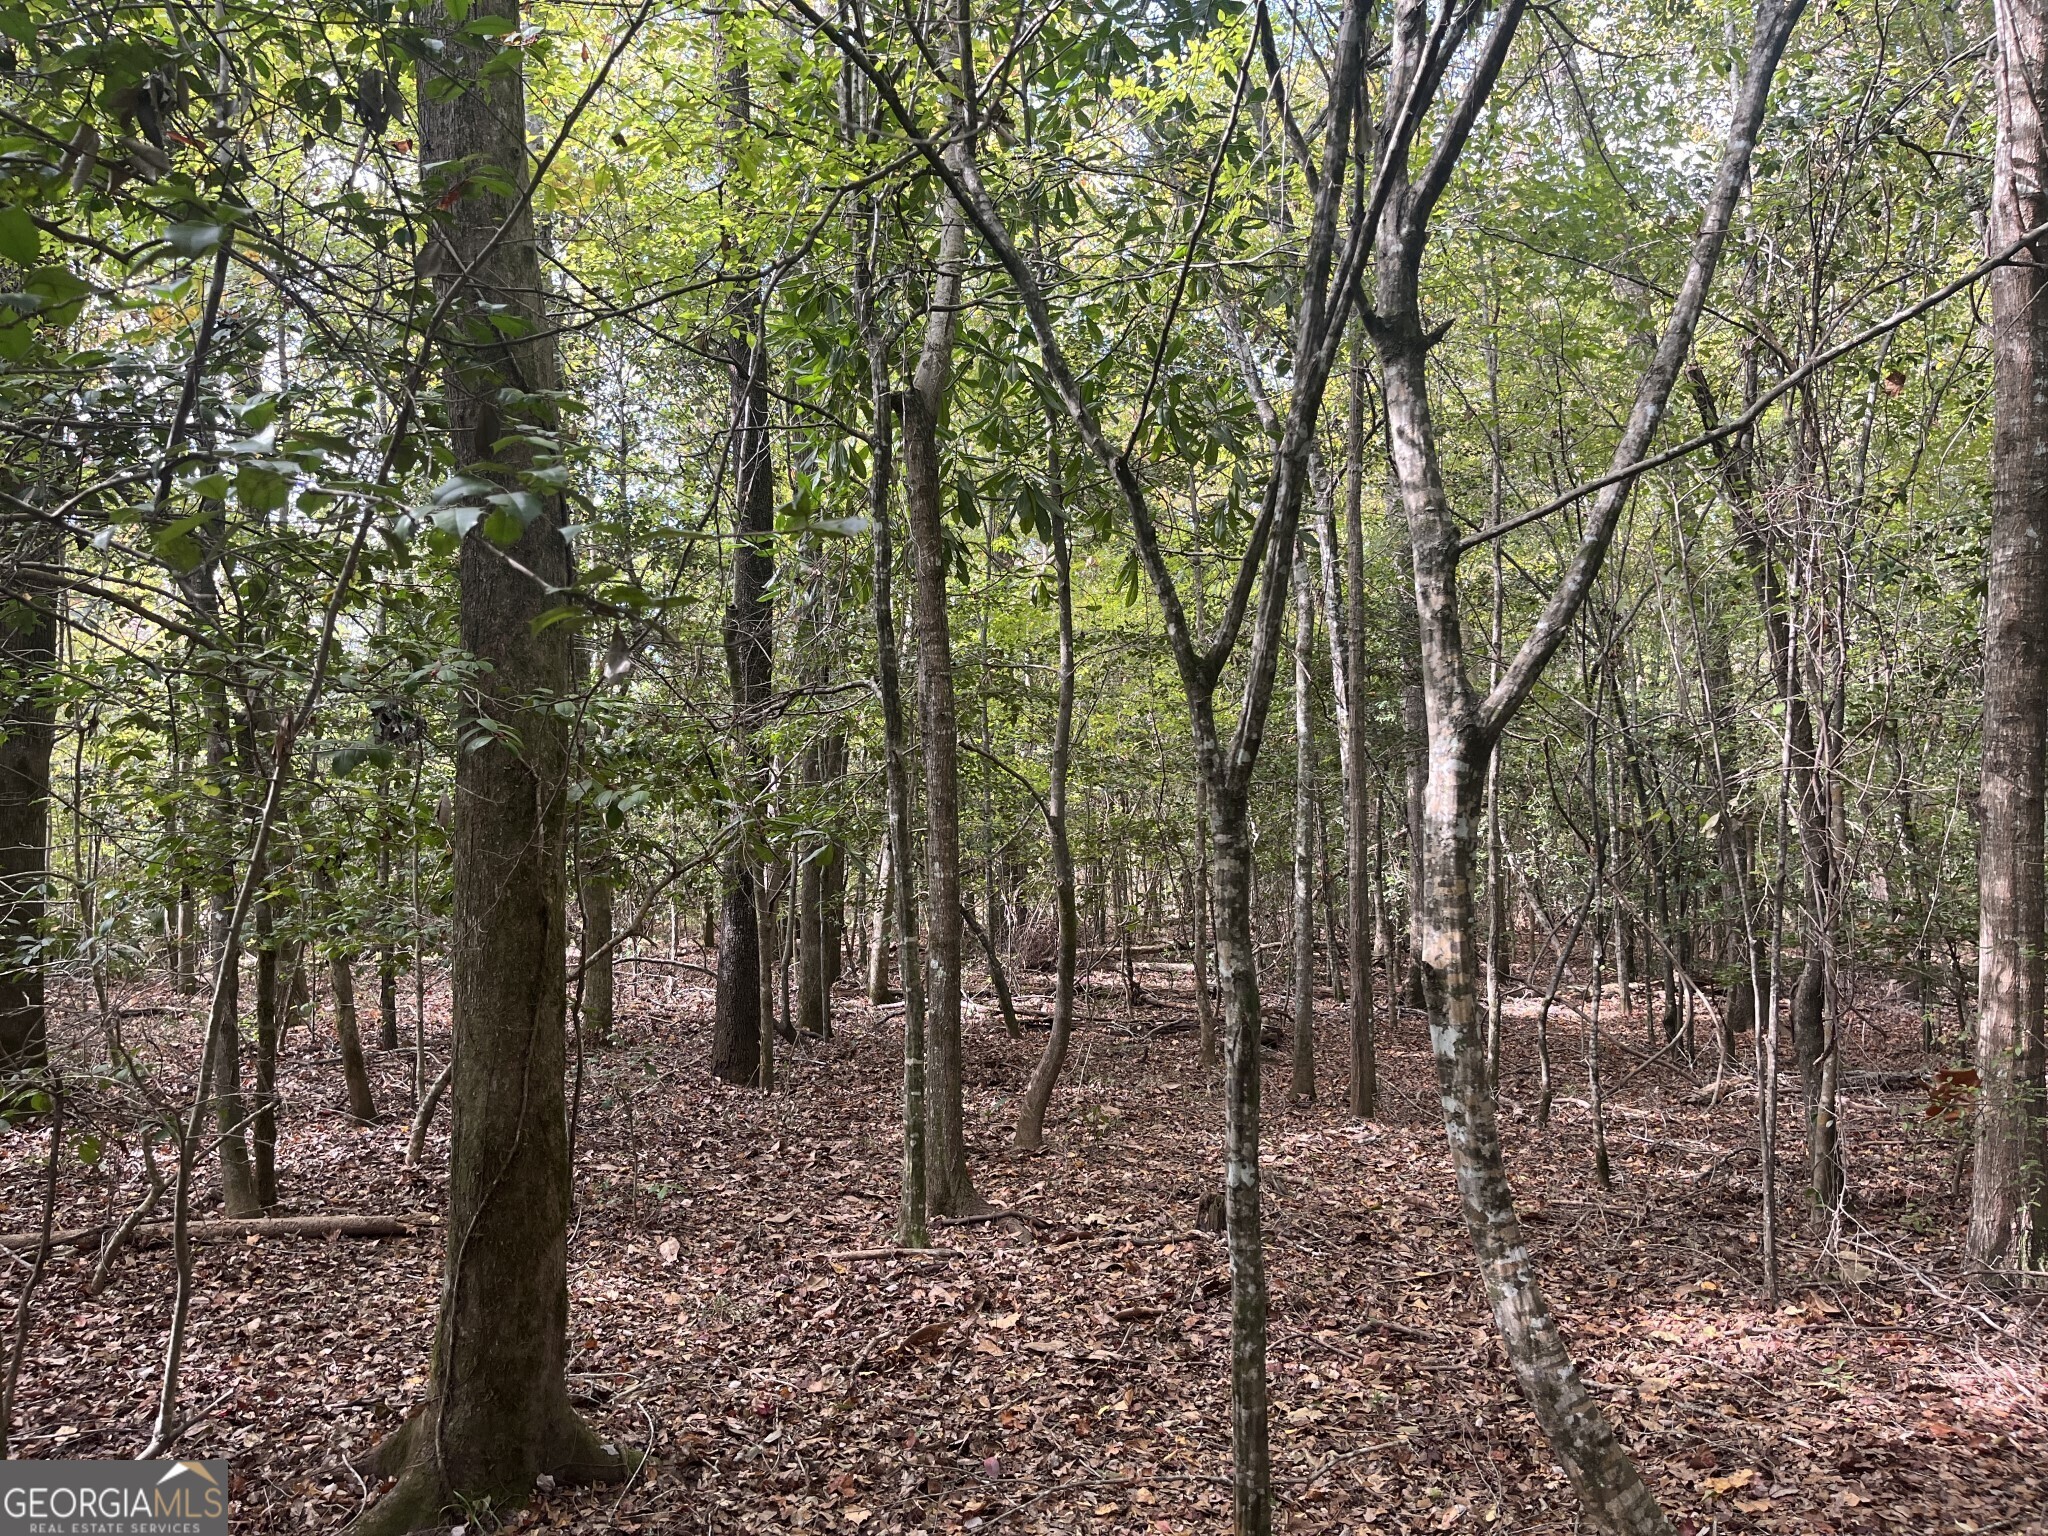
<box><xmin>1</xmin><ymin>0</ymin><xmax>2042</xmax><ymax>1530</ymax></box>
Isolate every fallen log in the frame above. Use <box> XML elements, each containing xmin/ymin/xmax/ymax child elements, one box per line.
<box><xmin>1</xmin><ymin>1213</ymin><xmax>439</xmax><ymax>1253</ymax></box>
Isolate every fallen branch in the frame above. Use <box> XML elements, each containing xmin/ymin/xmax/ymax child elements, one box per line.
<box><xmin>2</xmin><ymin>1214</ymin><xmax>438</xmax><ymax>1254</ymax></box>
<box><xmin>814</xmin><ymin>1246</ymin><xmax>964</xmax><ymax>1262</ymax></box>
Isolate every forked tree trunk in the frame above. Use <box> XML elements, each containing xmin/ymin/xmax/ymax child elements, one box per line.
<box><xmin>1369</xmin><ymin>0</ymin><xmax>1802</xmax><ymax>1525</ymax></box>
<box><xmin>356</xmin><ymin>3</ymin><xmax>623</xmax><ymax>1524</ymax></box>
<box><xmin>1971</xmin><ymin>0</ymin><xmax>2048</xmax><ymax>1275</ymax></box>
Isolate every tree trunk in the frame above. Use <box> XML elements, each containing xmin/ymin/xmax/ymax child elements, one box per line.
<box><xmin>1015</xmin><ymin>442</ymin><xmax>1079</xmax><ymax>1151</ymax></box>
<box><xmin>901</xmin><ymin>174</ymin><xmax>977</xmax><ymax>1217</ymax></box>
<box><xmin>1338</xmin><ymin>354</ymin><xmax>1376</xmax><ymax>1114</ymax></box>
<box><xmin>797</xmin><ymin>786</ymin><xmax>830</xmax><ymax>1039</ymax></box>
<box><xmin>0</xmin><ymin>523</ymin><xmax>55</xmax><ymax>1073</ymax></box>
<box><xmin>579</xmin><ymin>838</ymin><xmax>615</xmax><ymax>1048</ymax></box>
<box><xmin>253</xmin><ymin>887</ymin><xmax>281</xmax><ymax>1209</ymax></box>
<box><xmin>1290</xmin><ymin>546</ymin><xmax>1317</xmax><ymax>1102</ymax></box>
<box><xmin>329</xmin><ymin>952</ymin><xmax>377</xmax><ymax>1125</ymax></box>
<box><xmin>709</xmin><ymin>26</ymin><xmax>777</xmax><ymax>1088</ymax></box>
<box><xmin>1369</xmin><ymin>0</ymin><xmax>1802</xmax><ymax>1519</ymax></box>
<box><xmin>1971</xmin><ymin>0</ymin><xmax>2048</xmax><ymax>1276</ymax></box>
<box><xmin>866</xmin><ymin>840</ymin><xmax>895</xmax><ymax>1003</ymax></box>
<box><xmin>1209</xmin><ymin>779</ymin><xmax>1271</xmax><ymax>1536</ymax></box>
<box><xmin>356</xmin><ymin>4</ymin><xmax>622</xmax><ymax>1522</ymax></box>
<box><xmin>208</xmin><ymin>873</ymin><xmax>259</xmax><ymax>1217</ymax></box>
<box><xmin>861</xmin><ymin>267</ymin><xmax>928</xmax><ymax>1246</ymax></box>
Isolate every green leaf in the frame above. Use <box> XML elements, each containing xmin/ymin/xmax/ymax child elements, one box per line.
<box><xmin>165</xmin><ymin>222</ymin><xmax>226</xmax><ymax>257</ymax></box>
<box><xmin>0</xmin><ymin>206</ymin><xmax>40</xmax><ymax>267</ymax></box>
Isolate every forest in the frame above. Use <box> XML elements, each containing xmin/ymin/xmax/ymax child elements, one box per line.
<box><xmin>0</xmin><ymin>0</ymin><xmax>2045</xmax><ymax>1530</ymax></box>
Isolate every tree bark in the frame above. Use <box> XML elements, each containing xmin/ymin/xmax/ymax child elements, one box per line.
<box><xmin>1015</xmin><ymin>439</ymin><xmax>1079</xmax><ymax>1151</ymax></box>
<box><xmin>1971</xmin><ymin>0</ymin><xmax>2048</xmax><ymax>1276</ymax></box>
<box><xmin>866</xmin><ymin>840</ymin><xmax>895</xmax><ymax>1003</ymax></box>
<box><xmin>579</xmin><ymin>838</ymin><xmax>615</xmax><ymax>1048</ymax></box>
<box><xmin>1367</xmin><ymin>0</ymin><xmax>1801</xmax><ymax>1524</ymax></box>
<box><xmin>0</xmin><ymin>524</ymin><xmax>56</xmax><ymax>1073</ymax></box>
<box><xmin>253</xmin><ymin>881</ymin><xmax>281</xmax><ymax>1209</ymax></box>
<box><xmin>1341</xmin><ymin>354</ymin><xmax>1376</xmax><ymax>1115</ymax></box>
<box><xmin>357</xmin><ymin>4</ymin><xmax>623</xmax><ymax>1523</ymax></box>
<box><xmin>1290</xmin><ymin>546</ymin><xmax>1317</xmax><ymax>1102</ymax></box>
<box><xmin>328</xmin><ymin>951</ymin><xmax>377</xmax><ymax>1125</ymax></box>
<box><xmin>710</xmin><ymin>24</ymin><xmax>777</xmax><ymax>1089</ymax></box>
<box><xmin>900</xmin><ymin>171</ymin><xmax>977</xmax><ymax>1216</ymax></box>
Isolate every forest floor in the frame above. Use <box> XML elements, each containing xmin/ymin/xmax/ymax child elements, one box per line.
<box><xmin>5</xmin><ymin>956</ymin><xmax>2046</xmax><ymax>1535</ymax></box>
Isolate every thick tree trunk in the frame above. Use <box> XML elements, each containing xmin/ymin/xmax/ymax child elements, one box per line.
<box><xmin>0</xmin><ymin>527</ymin><xmax>56</xmax><ymax>1073</ymax></box>
<box><xmin>1971</xmin><ymin>0</ymin><xmax>2048</xmax><ymax>1276</ymax></box>
<box><xmin>357</xmin><ymin>4</ymin><xmax>623</xmax><ymax>1523</ymax></box>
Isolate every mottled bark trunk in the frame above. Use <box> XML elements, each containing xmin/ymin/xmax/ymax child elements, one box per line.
<box><xmin>901</xmin><ymin>171</ymin><xmax>976</xmax><ymax>1216</ymax></box>
<box><xmin>357</xmin><ymin>4</ymin><xmax>622</xmax><ymax>1522</ymax></box>
<box><xmin>1209</xmin><ymin>775</ymin><xmax>1271</xmax><ymax>1536</ymax></box>
<box><xmin>1972</xmin><ymin>0</ymin><xmax>2048</xmax><ymax>1275</ymax></box>
<box><xmin>1369</xmin><ymin>0</ymin><xmax>1799</xmax><ymax>1514</ymax></box>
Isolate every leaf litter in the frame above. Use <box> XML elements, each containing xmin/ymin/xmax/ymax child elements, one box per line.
<box><xmin>2</xmin><ymin>963</ymin><xmax>2042</xmax><ymax>1534</ymax></box>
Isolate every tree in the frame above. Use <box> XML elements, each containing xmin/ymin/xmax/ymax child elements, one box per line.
<box><xmin>0</xmin><ymin>526</ymin><xmax>54</xmax><ymax>1073</ymax></box>
<box><xmin>710</xmin><ymin>15</ymin><xmax>779</xmax><ymax>1089</ymax></box>
<box><xmin>1366</xmin><ymin>0</ymin><xmax>1805</xmax><ymax>1524</ymax></box>
<box><xmin>1971</xmin><ymin>0</ymin><xmax>2048</xmax><ymax>1278</ymax></box>
<box><xmin>357</xmin><ymin>0</ymin><xmax>625</xmax><ymax>1522</ymax></box>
